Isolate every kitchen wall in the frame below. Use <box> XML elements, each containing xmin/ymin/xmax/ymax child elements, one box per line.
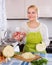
<box><xmin>7</xmin><ymin>18</ymin><xmax>52</xmax><ymax>39</ymax></box>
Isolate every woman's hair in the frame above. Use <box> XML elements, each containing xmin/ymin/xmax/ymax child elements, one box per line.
<box><xmin>27</xmin><ymin>5</ymin><xmax>38</xmax><ymax>12</ymax></box>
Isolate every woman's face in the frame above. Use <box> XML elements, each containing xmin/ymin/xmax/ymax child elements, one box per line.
<box><xmin>27</xmin><ymin>8</ymin><xmax>38</xmax><ymax>21</ymax></box>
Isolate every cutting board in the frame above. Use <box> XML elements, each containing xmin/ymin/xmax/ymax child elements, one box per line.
<box><xmin>14</xmin><ymin>54</ymin><xmax>41</xmax><ymax>62</ymax></box>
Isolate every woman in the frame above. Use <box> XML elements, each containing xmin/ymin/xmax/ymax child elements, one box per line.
<box><xmin>13</xmin><ymin>5</ymin><xmax>50</xmax><ymax>52</ymax></box>
<box><xmin>21</xmin><ymin>5</ymin><xmax>50</xmax><ymax>52</ymax></box>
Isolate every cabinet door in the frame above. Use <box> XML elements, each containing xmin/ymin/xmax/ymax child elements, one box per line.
<box><xmin>24</xmin><ymin>0</ymin><xmax>52</xmax><ymax>18</ymax></box>
<box><xmin>5</xmin><ymin>0</ymin><xmax>25</xmax><ymax>18</ymax></box>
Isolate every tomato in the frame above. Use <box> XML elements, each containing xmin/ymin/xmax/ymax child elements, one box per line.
<box><xmin>12</xmin><ymin>32</ymin><xmax>26</xmax><ymax>41</ymax></box>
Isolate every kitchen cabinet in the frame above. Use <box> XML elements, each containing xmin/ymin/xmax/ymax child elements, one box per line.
<box><xmin>24</xmin><ymin>0</ymin><xmax>52</xmax><ymax>18</ymax></box>
<box><xmin>5</xmin><ymin>0</ymin><xmax>52</xmax><ymax>18</ymax></box>
<box><xmin>5</xmin><ymin>0</ymin><xmax>25</xmax><ymax>18</ymax></box>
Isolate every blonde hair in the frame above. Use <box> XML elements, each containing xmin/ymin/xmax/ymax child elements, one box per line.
<box><xmin>27</xmin><ymin>5</ymin><xmax>38</xmax><ymax>13</ymax></box>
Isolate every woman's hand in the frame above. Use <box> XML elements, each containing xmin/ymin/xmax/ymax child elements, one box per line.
<box><xmin>36</xmin><ymin>42</ymin><xmax>46</xmax><ymax>52</ymax></box>
<box><xmin>12</xmin><ymin>32</ymin><xmax>26</xmax><ymax>41</ymax></box>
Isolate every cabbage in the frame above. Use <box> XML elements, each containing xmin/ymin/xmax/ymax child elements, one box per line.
<box><xmin>3</xmin><ymin>45</ymin><xmax>14</xmax><ymax>58</ymax></box>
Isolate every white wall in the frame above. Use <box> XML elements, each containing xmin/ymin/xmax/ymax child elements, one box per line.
<box><xmin>7</xmin><ymin>19</ymin><xmax>52</xmax><ymax>38</ymax></box>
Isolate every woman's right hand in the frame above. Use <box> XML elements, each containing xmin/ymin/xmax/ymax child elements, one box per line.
<box><xmin>12</xmin><ymin>32</ymin><xmax>26</xmax><ymax>41</ymax></box>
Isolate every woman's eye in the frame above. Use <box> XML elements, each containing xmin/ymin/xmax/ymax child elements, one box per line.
<box><xmin>32</xmin><ymin>12</ymin><xmax>35</xmax><ymax>14</ymax></box>
<box><xmin>28</xmin><ymin>12</ymin><xmax>30</xmax><ymax>14</ymax></box>
<box><xmin>27</xmin><ymin>12</ymin><xmax>36</xmax><ymax>14</ymax></box>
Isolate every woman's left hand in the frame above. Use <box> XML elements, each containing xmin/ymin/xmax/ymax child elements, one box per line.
<box><xmin>36</xmin><ymin>42</ymin><xmax>46</xmax><ymax>52</ymax></box>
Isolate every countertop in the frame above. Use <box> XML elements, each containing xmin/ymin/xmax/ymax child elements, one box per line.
<box><xmin>0</xmin><ymin>53</ymin><xmax>52</xmax><ymax>65</ymax></box>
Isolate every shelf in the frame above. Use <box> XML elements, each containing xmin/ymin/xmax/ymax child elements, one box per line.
<box><xmin>7</xmin><ymin>17</ymin><xmax>52</xmax><ymax>20</ymax></box>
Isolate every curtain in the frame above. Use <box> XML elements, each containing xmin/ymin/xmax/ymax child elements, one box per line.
<box><xmin>0</xmin><ymin>0</ymin><xmax>7</xmax><ymax>42</ymax></box>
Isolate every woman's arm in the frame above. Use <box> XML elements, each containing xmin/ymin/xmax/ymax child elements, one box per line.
<box><xmin>40</xmin><ymin>23</ymin><xmax>50</xmax><ymax>46</ymax></box>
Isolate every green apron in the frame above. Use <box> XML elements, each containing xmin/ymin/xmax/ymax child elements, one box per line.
<box><xmin>23</xmin><ymin>31</ymin><xmax>45</xmax><ymax>52</ymax></box>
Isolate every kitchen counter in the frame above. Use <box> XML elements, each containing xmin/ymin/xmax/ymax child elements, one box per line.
<box><xmin>45</xmin><ymin>53</ymin><xmax>52</xmax><ymax>65</ymax></box>
<box><xmin>0</xmin><ymin>53</ymin><xmax>52</xmax><ymax>65</ymax></box>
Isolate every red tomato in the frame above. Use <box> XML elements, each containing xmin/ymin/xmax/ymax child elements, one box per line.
<box><xmin>12</xmin><ymin>32</ymin><xmax>26</xmax><ymax>41</ymax></box>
